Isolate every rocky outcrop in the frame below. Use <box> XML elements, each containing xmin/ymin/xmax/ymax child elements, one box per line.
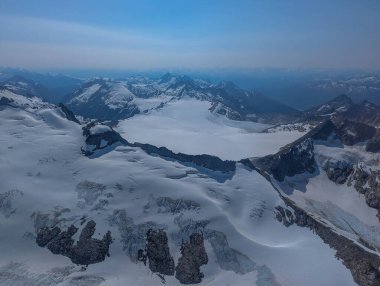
<box><xmin>156</xmin><ymin>197</ymin><xmax>200</xmax><ymax>214</ymax></box>
<box><xmin>58</xmin><ymin>103</ymin><xmax>80</xmax><ymax>124</ymax></box>
<box><xmin>276</xmin><ymin>201</ymin><xmax>380</xmax><ymax>286</ymax></box>
<box><xmin>0</xmin><ymin>96</ymin><xmax>13</xmax><ymax>106</ymax></box>
<box><xmin>130</xmin><ymin>142</ymin><xmax>236</xmax><ymax>173</ymax></box>
<box><xmin>253</xmin><ymin>138</ymin><xmax>316</xmax><ymax>181</ymax></box>
<box><xmin>108</xmin><ymin>209</ymin><xmax>163</xmax><ymax>263</ymax></box>
<box><xmin>334</xmin><ymin>119</ymin><xmax>376</xmax><ymax>146</ymax></box>
<box><xmin>173</xmin><ymin>215</ymin><xmax>254</xmax><ymax>275</ymax></box>
<box><xmin>322</xmin><ymin>160</ymin><xmax>354</xmax><ymax>184</ymax></box>
<box><xmin>81</xmin><ymin>123</ymin><xmax>127</xmax><ymax>155</ymax></box>
<box><xmin>349</xmin><ymin>168</ymin><xmax>380</xmax><ymax>215</ymax></box>
<box><xmin>82</xmin><ymin>123</ymin><xmax>235</xmax><ymax>173</ymax></box>
<box><xmin>366</xmin><ymin>132</ymin><xmax>380</xmax><ymax>153</ymax></box>
<box><xmin>175</xmin><ymin>233</ymin><xmax>208</xmax><ymax>284</ymax></box>
<box><xmin>145</xmin><ymin>229</ymin><xmax>175</xmax><ymax>276</ymax></box>
<box><xmin>36</xmin><ymin>221</ymin><xmax>112</xmax><ymax>265</ymax></box>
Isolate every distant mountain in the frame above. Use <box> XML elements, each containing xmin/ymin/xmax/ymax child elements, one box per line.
<box><xmin>65</xmin><ymin>73</ymin><xmax>300</xmax><ymax>123</ymax></box>
<box><xmin>304</xmin><ymin>94</ymin><xmax>380</xmax><ymax>127</ymax></box>
<box><xmin>304</xmin><ymin>94</ymin><xmax>353</xmax><ymax>117</ymax></box>
<box><xmin>0</xmin><ymin>67</ymin><xmax>82</xmax><ymax>103</ymax></box>
<box><xmin>1</xmin><ymin>75</ymin><xmax>50</xmax><ymax>100</ymax></box>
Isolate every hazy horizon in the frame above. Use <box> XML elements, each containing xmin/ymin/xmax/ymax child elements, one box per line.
<box><xmin>1</xmin><ymin>0</ymin><xmax>380</xmax><ymax>70</ymax></box>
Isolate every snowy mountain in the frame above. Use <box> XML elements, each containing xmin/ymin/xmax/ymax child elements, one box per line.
<box><xmin>0</xmin><ymin>67</ymin><xmax>82</xmax><ymax>104</ymax></box>
<box><xmin>249</xmin><ymin>119</ymin><xmax>380</xmax><ymax>286</ymax></box>
<box><xmin>64</xmin><ymin>73</ymin><xmax>301</xmax><ymax>124</ymax></box>
<box><xmin>1</xmin><ymin>76</ymin><xmax>380</xmax><ymax>286</ymax></box>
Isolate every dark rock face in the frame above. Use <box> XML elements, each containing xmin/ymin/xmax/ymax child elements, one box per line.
<box><xmin>344</xmin><ymin>100</ymin><xmax>380</xmax><ymax>127</ymax></box>
<box><xmin>146</xmin><ymin>229</ymin><xmax>175</xmax><ymax>276</ymax></box>
<box><xmin>276</xmin><ymin>201</ymin><xmax>380</xmax><ymax>286</ymax></box>
<box><xmin>322</xmin><ymin>160</ymin><xmax>353</xmax><ymax>184</ymax></box>
<box><xmin>274</xmin><ymin>206</ymin><xmax>294</xmax><ymax>227</ymax></box>
<box><xmin>0</xmin><ymin>96</ymin><xmax>13</xmax><ymax>106</ymax></box>
<box><xmin>175</xmin><ymin>233</ymin><xmax>208</xmax><ymax>284</ymax></box>
<box><xmin>335</xmin><ymin>119</ymin><xmax>376</xmax><ymax>146</ymax></box>
<box><xmin>36</xmin><ymin>220</ymin><xmax>112</xmax><ymax>265</ymax></box>
<box><xmin>304</xmin><ymin>94</ymin><xmax>353</xmax><ymax>117</ymax></box>
<box><xmin>130</xmin><ymin>142</ymin><xmax>236</xmax><ymax>173</ymax></box>
<box><xmin>349</xmin><ymin>168</ymin><xmax>380</xmax><ymax>214</ymax></box>
<box><xmin>366</xmin><ymin>132</ymin><xmax>380</xmax><ymax>153</ymax></box>
<box><xmin>70</xmin><ymin>220</ymin><xmax>112</xmax><ymax>265</ymax></box>
<box><xmin>59</xmin><ymin>103</ymin><xmax>80</xmax><ymax>124</ymax></box>
<box><xmin>81</xmin><ymin>123</ymin><xmax>127</xmax><ymax>155</ymax></box>
<box><xmin>254</xmin><ymin>138</ymin><xmax>316</xmax><ymax>182</ymax></box>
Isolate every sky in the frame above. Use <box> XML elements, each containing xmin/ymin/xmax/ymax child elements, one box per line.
<box><xmin>0</xmin><ymin>0</ymin><xmax>379</xmax><ymax>70</ymax></box>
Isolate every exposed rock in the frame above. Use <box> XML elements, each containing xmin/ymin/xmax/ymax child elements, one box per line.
<box><xmin>335</xmin><ymin>119</ymin><xmax>376</xmax><ymax>146</ymax></box>
<box><xmin>0</xmin><ymin>96</ymin><xmax>13</xmax><ymax>106</ymax></box>
<box><xmin>46</xmin><ymin>225</ymin><xmax>78</xmax><ymax>257</ymax></box>
<box><xmin>36</xmin><ymin>226</ymin><xmax>62</xmax><ymax>248</ymax></box>
<box><xmin>366</xmin><ymin>131</ymin><xmax>380</xmax><ymax>153</ymax></box>
<box><xmin>349</xmin><ymin>168</ymin><xmax>380</xmax><ymax>214</ymax></box>
<box><xmin>36</xmin><ymin>221</ymin><xmax>112</xmax><ymax>265</ymax></box>
<box><xmin>81</xmin><ymin>122</ymin><xmax>127</xmax><ymax>155</ymax></box>
<box><xmin>322</xmin><ymin>160</ymin><xmax>353</xmax><ymax>184</ymax></box>
<box><xmin>279</xmin><ymin>198</ymin><xmax>380</xmax><ymax>286</ymax></box>
<box><xmin>156</xmin><ymin>197</ymin><xmax>200</xmax><ymax>214</ymax></box>
<box><xmin>274</xmin><ymin>206</ymin><xmax>294</xmax><ymax>227</ymax></box>
<box><xmin>130</xmin><ymin>142</ymin><xmax>236</xmax><ymax>173</ymax></box>
<box><xmin>82</xmin><ymin>123</ymin><xmax>235</xmax><ymax>173</ymax></box>
<box><xmin>108</xmin><ymin>209</ymin><xmax>163</xmax><ymax>262</ymax></box>
<box><xmin>146</xmin><ymin>229</ymin><xmax>175</xmax><ymax>276</ymax></box>
<box><xmin>175</xmin><ymin>233</ymin><xmax>208</xmax><ymax>284</ymax></box>
<box><xmin>70</xmin><ymin>220</ymin><xmax>112</xmax><ymax>265</ymax></box>
<box><xmin>253</xmin><ymin>138</ymin><xmax>316</xmax><ymax>181</ymax></box>
<box><xmin>173</xmin><ymin>215</ymin><xmax>254</xmax><ymax>274</ymax></box>
<box><xmin>58</xmin><ymin>103</ymin><xmax>80</xmax><ymax>124</ymax></box>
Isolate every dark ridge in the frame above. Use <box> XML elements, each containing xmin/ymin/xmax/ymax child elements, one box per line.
<box><xmin>278</xmin><ymin>198</ymin><xmax>380</xmax><ymax>286</ymax></box>
<box><xmin>58</xmin><ymin>103</ymin><xmax>80</xmax><ymax>124</ymax></box>
<box><xmin>82</xmin><ymin>123</ymin><xmax>236</xmax><ymax>173</ymax></box>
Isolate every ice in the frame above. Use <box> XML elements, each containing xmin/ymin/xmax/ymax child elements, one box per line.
<box><xmin>116</xmin><ymin>98</ymin><xmax>306</xmax><ymax>160</ymax></box>
<box><xmin>0</xmin><ymin>104</ymin><xmax>356</xmax><ymax>285</ymax></box>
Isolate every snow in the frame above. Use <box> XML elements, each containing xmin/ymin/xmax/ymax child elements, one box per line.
<box><xmin>90</xmin><ymin>125</ymin><xmax>112</xmax><ymax>135</ymax></box>
<box><xmin>0</xmin><ymin>89</ymin><xmax>48</xmax><ymax>109</ymax></box>
<box><xmin>70</xmin><ymin>83</ymin><xmax>101</xmax><ymax>103</ymax></box>
<box><xmin>0</xmin><ymin>105</ymin><xmax>356</xmax><ymax>286</ymax></box>
<box><xmin>116</xmin><ymin>98</ymin><xmax>307</xmax><ymax>160</ymax></box>
<box><xmin>273</xmin><ymin>142</ymin><xmax>380</xmax><ymax>251</ymax></box>
<box><xmin>104</xmin><ymin>82</ymin><xmax>134</xmax><ymax>110</ymax></box>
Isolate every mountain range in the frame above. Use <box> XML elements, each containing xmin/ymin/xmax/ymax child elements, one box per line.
<box><xmin>0</xmin><ymin>69</ymin><xmax>380</xmax><ymax>286</ymax></box>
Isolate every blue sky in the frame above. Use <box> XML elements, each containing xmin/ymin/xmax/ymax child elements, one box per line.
<box><xmin>0</xmin><ymin>0</ymin><xmax>379</xmax><ymax>70</ymax></box>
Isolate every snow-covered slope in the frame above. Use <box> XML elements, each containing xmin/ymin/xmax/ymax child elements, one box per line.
<box><xmin>0</xmin><ymin>100</ymin><xmax>357</xmax><ymax>285</ymax></box>
<box><xmin>116</xmin><ymin>98</ymin><xmax>307</xmax><ymax>160</ymax></box>
<box><xmin>64</xmin><ymin>73</ymin><xmax>301</xmax><ymax>124</ymax></box>
<box><xmin>250</xmin><ymin>120</ymin><xmax>380</xmax><ymax>286</ymax></box>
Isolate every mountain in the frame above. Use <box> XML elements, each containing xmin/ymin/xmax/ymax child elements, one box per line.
<box><xmin>0</xmin><ymin>67</ymin><xmax>82</xmax><ymax>103</ymax></box>
<box><xmin>2</xmin><ymin>81</ymin><xmax>375</xmax><ymax>286</ymax></box>
<box><xmin>304</xmin><ymin>94</ymin><xmax>380</xmax><ymax>129</ymax></box>
<box><xmin>249</xmin><ymin>118</ymin><xmax>380</xmax><ymax>286</ymax></box>
<box><xmin>65</xmin><ymin>73</ymin><xmax>300</xmax><ymax>124</ymax></box>
<box><xmin>304</xmin><ymin>94</ymin><xmax>353</xmax><ymax>117</ymax></box>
